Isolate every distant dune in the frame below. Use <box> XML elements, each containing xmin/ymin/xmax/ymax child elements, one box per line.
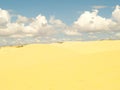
<box><xmin>0</xmin><ymin>40</ymin><xmax>120</xmax><ymax>90</ymax></box>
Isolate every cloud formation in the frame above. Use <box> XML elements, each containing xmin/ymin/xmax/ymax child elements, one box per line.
<box><xmin>0</xmin><ymin>11</ymin><xmax>61</xmax><ymax>38</ymax></box>
<box><xmin>74</xmin><ymin>5</ymin><xmax>120</xmax><ymax>32</ymax></box>
<box><xmin>74</xmin><ymin>10</ymin><xmax>114</xmax><ymax>31</ymax></box>
<box><xmin>0</xmin><ymin>5</ymin><xmax>120</xmax><ymax>46</ymax></box>
<box><xmin>0</xmin><ymin>8</ymin><xmax>10</xmax><ymax>26</ymax></box>
<box><xmin>112</xmin><ymin>5</ymin><xmax>120</xmax><ymax>22</ymax></box>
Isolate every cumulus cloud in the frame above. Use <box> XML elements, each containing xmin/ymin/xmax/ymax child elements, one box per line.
<box><xmin>0</xmin><ymin>11</ymin><xmax>58</xmax><ymax>38</ymax></box>
<box><xmin>0</xmin><ymin>8</ymin><xmax>10</xmax><ymax>28</ymax></box>
<box><xmin>23</xmin><ymin>15</ymin><xmax>49</xmax><ymax>34</ymax></box>
<box><xmin>74</xmin><ymin>9</ymin><xmax>116</xmax><ymax>31</ymax></box>
<box><xmin>49</xmin><ymin>16</ymin><xmax>66</xmax><ymax>27</ymax></box>
<box><xmin>16</xmin><ymin>15</ymin><xmax>33</xmax><ymax>24</ymax></box>
<box><xmin>0</xmin><ymin>23</ymin><xmax>22</xmax><ymax>36</ymax></box>
<box><xmin>112</xmin><ymin>5</ymin><xmax>120</xmax><ymax>23</ymax></box>
<box><xmin>0</xmin><ymin>5</ymin><xmax>120</xmax><ymax>45</ymax></box>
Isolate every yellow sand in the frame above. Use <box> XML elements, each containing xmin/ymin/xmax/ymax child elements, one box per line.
<box><xmin>0</xmin><ymin>40</ymin><xmax>120</xmax><ymax>90</ymax></box>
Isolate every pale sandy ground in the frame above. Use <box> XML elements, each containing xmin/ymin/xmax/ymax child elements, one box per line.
<box><xmin>0</xmin><ymin>40</ymin><xmax>120</xmax><ymax>90</ymax></box>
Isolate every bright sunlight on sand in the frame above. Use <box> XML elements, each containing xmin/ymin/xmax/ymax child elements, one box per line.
<box><xmin>0</xmin><ymin>40</ymin><xmax>120</xmax><ymax>90</ymax></box>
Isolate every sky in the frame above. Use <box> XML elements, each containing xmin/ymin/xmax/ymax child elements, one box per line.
<box><xmin>0</xmin><ymin>0</ymin><xmax>119</xmax><ymax>24</ymax></box>
<box><xmin>0</xmin><ymin>0</ymin><xmax>120</xmax><ymax>46</ymax></box>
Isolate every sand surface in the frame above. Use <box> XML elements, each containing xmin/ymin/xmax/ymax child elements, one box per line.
<box><xmin>0</xmin><ymin>40</ymin><xmax>120</xmax><ymax>90</ymax></box>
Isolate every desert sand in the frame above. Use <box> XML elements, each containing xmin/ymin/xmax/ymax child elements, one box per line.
<box><xmin>0</xmin><ymin>40</ymin><xmax>120</xmax><ymax>90</ymax></box>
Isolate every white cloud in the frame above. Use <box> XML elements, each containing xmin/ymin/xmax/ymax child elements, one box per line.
<box><xmin>92</xmin><ymin>5</ymin><xmax>107</xmax><ymax>9</ymax></box>
<box><xmin>23</xmin><ymin>15</ymin><xmax>49</xmax><ymax>34</ymax></box>
<box><xmin>0</xmin><ymin>23</ymin><xmax>21</xmax><ymax>36</ymax></box>
<box><xmin>49</xmin><ymin>17</ymin><xmax>66</xmax><ymax>27</ymax></box>
<box><xmin>74</xmin><ymin>5</ymin><xmax>120</xmax><ymax>32</ymax></box>
<box><xmin>112</xmin><ymin>5</ymin><xmax>120</xmax><ymax>23</ymax></box>
<box><xmin>16</xmin><ymin>15</ymin><xmax>33</xmax><ymax>24</ymax></box>
<box><xmin>0</xmin><ymin>5</ymin><xmax>120</xmax><ymax>43</ymax></box>
<box><xmin>64</xmin><ymin>27</ymin><xmax>81</xmax><ymax>36</ymax></box>
<box><xmin>0</xmin><ymin>11</ymin><xmax>57</xmax><ymax>37</ymax></box>
<box><xmin>0</xmin><ymin>8</ymin><xmax>10</xmax><ymax>27</ymax></box>
<box><xmin>64</xmin><ymin>30</ymin><xmax>81</xmax><ymax>36</ymax></box>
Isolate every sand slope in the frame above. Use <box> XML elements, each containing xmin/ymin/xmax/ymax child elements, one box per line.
<box><xmin>0</xmin><ymin>40</ymin><xmax>120</xmax><ymax>90</ymax></box>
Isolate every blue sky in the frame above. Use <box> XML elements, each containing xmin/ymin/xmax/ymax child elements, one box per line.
<box><xmin>0</xmin><ymin>0</ymin><xmax>119</xmax><ymax>24</ymax></box>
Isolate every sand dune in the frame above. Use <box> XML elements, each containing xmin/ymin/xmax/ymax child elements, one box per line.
<box><xmin>0</xmin><ymin>40</ymin><xmax>120</xmax><ymax>90</ymax></box>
